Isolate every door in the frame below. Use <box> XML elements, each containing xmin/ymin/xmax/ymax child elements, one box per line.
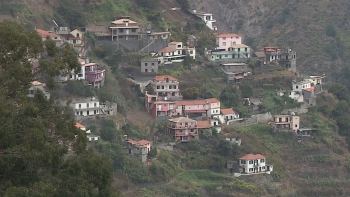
<box><xmin>242</xmin><ymin>168</ymin><xmax>245</xmax><ymax>173</ymax></box>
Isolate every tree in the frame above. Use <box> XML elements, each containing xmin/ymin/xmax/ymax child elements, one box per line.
<box><xmin>247</xmin><ymin>58</ymin><xmax>257</xmax><ymax>75</ymax></box>
<box><xmin>0</xmin><ymin>21</ymin><xmax>114</xmax><ymax>197</ymax></box>
<box><xmin>182</xmin><ymin>87</ymin><xmax>200</xmax><ymax>99</ymax></box>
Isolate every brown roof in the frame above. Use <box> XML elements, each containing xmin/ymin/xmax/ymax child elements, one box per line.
<box><xmin>169</xmin><ymin>117</ymin><xmax>196</xmax><ymax>123</ymax></box>
<box><xmin>216</xmin><ymin>33</ymin><xmax>240</xmax><ymax>38</ymax></box>
<box><xmin>36</xmin><ymin>29</ymin><xmax>60</xmax><ymax>39</ymax></box>
<box><xmin>75</xmin><ymin>122</ymin><xmax>86</xmax><ymax>129</ymax></box>
<box><xmin>111</xmin><ymin>18</ymin><xmax>138</xmax><ymax>25</ymax></box>
<box><xmin>154</xmin><ymin>75</ymin><xmax>177</xmax><ymax>81</ymax></box>
<box><xmin>221</xmin><ymin>108</ymin><xmax>235</xmax><ymax>115</ymax></box>
<box><xmin>197</xmin><ymin>120</ymin><xmax>211</xmax><ymax>129</ymax></box>
<box><xmin>239</xmin><ymin>154</ymin><xmax>265</xmax><ymax>160</ymax></box>
<box><xmin>206</xmin><ymin>98</ymin><xmax>220</xmax><ymax>103</ymax></box>
<box><xmin>159</xmin><ymin>47</ymin><xmax>176</xmax><ymax>53</ymax></box>
<box><xmin>127</xmin><ymin>139</ymin><xmax>151</xmax><ymax>146</ymax></box>
<box><xmin>303</xmin><ymin>87</ymin><xmax>314</xmax><ymax>92</ymax></box>
<box><xmin>254</xmin><ymin>51</ymin><xmax>266</xmax><ymax>58</ymax></box>
<box><xmin>175</xmin><ymin>100</ymin><xmax>208</xmax><ymax>106</ymax></box>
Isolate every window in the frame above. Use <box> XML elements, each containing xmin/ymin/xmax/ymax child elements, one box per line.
<box><xmin>87</xmin><ymin>103</ymin><xmax>89</xmax><ymax>108</ymax></box>
<box><xmin>190</xmin><ymin>50</ymin><xmax>193</xmax><ymax>54</ymax></box>
<box><xmin>151</xmin><ymin>63</ymin><xmax>154</xmax><ymax>66</ymax></box>
<box><xmin>225</xmin><ymin>55</ymin><xmax>228</xmax><ymax>57</ymax></box>
<box><xmin>222</xmin><ymin>42</ymin><xmax>226</xmax><ymax>46</ymax></box>
<box><xmin>223</xmin><ymin>37</ymin><xmax>226</xmax><ymax>40</ymax></box>
<box><xmin>185</xmin><ymin>122</ymin><xmax>188</xmax><ymax>127</ymax></box>
<box><xmin>249</xmin><ymin>161</ymin><xmax>253</xmax><ymax>164</ymax></box>
<box><xmin>181</xmin><ymin>136</ymin><xmax>188</xmax><ymax>141</ymax></box>
<box><xmin>177</xmin><ymin>45</ymin><xmax>181</xmax><ymax>48</ymax></box>
<box><xmin>119</xmin><ymin>29</ymin><xmax>123</xmax><ymax>33</ymax></box>
<box><xmin>94</xmin><ymin>110</ymin><xmax>96</xmax><ymax>114</ymax></box>
<box><xmin>162</xmin><ymin>86</ymin><xmax>164</xmax><ymax>89</ymax></box>
<box><xmin>241</xmin><ymin>160</ymin><xmax>246</xmax><ymax>164</ymax></box>
<box><xmin>131</xmin><ymin>29</ymin><xmax>136</xmax><ymax>32</ymax></box>
<box><xmin>249</xmin><ymin>168</ymin><xmax>253</xmax><ymax>172</ymax></box>
<box><xmin>73</xmin><ymin>40</ymin><xmax>76</xmax><ymax>44</ymax></box>
<box><xmin>145</xmin><ymin>63</ymin><xmax>148</xmax><ymax>66</ymax></box>
<box><xmin>87</xmin><ymin>111</ymin><xmax>89</xmax><ymax>115</ymax></box>
<box><xmin>157</xmin><ymin>86</ymin><xmax>160</xmax><ymax>89</ymax></box>
<box><xmin>238</xmin><ymin>48</ymin><xmax>240</xmax><ymax>52</ymax></box>
<box><xmin>94</xmin><ymin>103</ymin><xmax>97</xmax><ymax>107</ymax></box>
<box><xmin>178</xmin><ymin>51</ymin><xmax>180</xmax><ymax>55</ymax></box>
<box><xmin>295</xmin><ymin>124</ymin><xmax>298</xmax><ymax>127</ymax></box>
<box><xmin>191</xmin><ymin>129</ymin><xmax>194</xmax><ymax>132</ymax></box>
<box><xmin>79</xmin><ymin>104</ymin><xmax>81</xmax><ymax>108</ymax></box>
<box><xmin>245</xmin><ymin>48</ymin><xmax>248</xmax><ymax>52</ymax></box>
<box><xmin>260</xmin><ymin>159</ymin><xmax>265</xmax><ymax>163</ymax></box>
<box><xmin>296</xmin><ymin>85</ymin><xmax>299</xmax><ymax>89</ymax></box>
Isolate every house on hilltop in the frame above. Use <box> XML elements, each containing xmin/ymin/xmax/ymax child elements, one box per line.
<box><xmin>125</xmin><ymin>139</ymin><xmax>151</xmax><ymax>165</ymax></box>
<box><xmin>215</xmin><ymin>33</ymin><xmax>242</xmax><ymax>51</ymax></box>
<box><xmin>168</xmin><ymin>116</ymin><xmax>199</xmax><ymax>142</ymax></box>
<box><xmin>190</xmin><ymin>10</ymin><xmax>217</xmax><ymax>31</ymax></box>
<box><xmin>238</xmin><ymin>154</ymin><xmax>273</xmax><ymax>175</ymax></box>
<box><xmin>27</xmin><ymin>81</ymin><xmax>50</xmax><ymax>100</ymax></box>
<box><xmin>270</xmin><ymin>115</ymin><xmax>300</xmax><ymax>132</ymax></box>
<box><xmin>156</xmin><ymin>41</ymin><xmax>196</xmax><ymax>65</ymax></box>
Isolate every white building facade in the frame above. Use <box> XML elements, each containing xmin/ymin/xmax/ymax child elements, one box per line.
<box><xmin>70</xmin><ymin>97</ymin><xmax>100</xmax><ymax>116</ymax></box>
<box><xmin>239</xmin><ymin>154</ymin><xmax>273</xmax><ymax>175</ymax></box>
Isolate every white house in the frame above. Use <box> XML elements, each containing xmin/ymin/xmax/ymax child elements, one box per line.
<box><xmin>70</xmin><ymin>97</ymin><xmax>100</xmax><ymax>117</ymax></box>
<box><xmin>27</xmin><ymin>81</ymin><xmax>50</xmax><ymax>99</ymax></box>
<box><xmin>306</xmin><ymin>75</ymin><xmax>326</xmax><ymax>85</ymax></box>
<box><xmin>191</xmin><ymin>10</ymin><xmax>217</xmax><ymax>31</ymax></box>
<box><xmin>207</xmin><ymin>98</ymin><xmax>221</xmax><ymax>117</ymax></box>
<box><xmin>216</xmin><ymin>33</ymin><xmax>242</xmax><ymax>51</ymax></box>
<box><xmin>288</xmin><ymin>90</ymin><xmax>304</xmax><ymax>103</ymax></box>
<box><xmin>292</xmin><ymin>80</ymin><xmax>311</xmax><ymax>92</ymax></box>
<box><xmin>157</xmin><ymin>41</ymin><xmax>195</xmax><ymax>64</ymax></box>
<box><xmin>87</xmin><ymin>134</ymin><xmax>100</xmax><ymax>141</ymax></box>
<box><xmin>220</xmin><ymin>108</ymin><xmax>239</xmax><ymax>124</ymax></box>
<box><xmin>239</xmin><ymin>154</ymin><xmax>273</xmax><ymax>175</ymax></box>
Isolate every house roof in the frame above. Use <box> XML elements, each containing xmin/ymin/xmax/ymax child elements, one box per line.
<box><xmin>36</xmin><ymin>29</ymin><xmax>60</xmax><ymax>39</ymax></box>
<box><xmin>255</xmin><ymin>51</ymin><xmax>266</xmax><ymax>58</ymax></box>
<box><xmin>206</xmin><ymin>98</ymin><xmax>220</xmax><ymax>103</ymax></box>
<box><xmin>169</xmin><ymin>117</ymin><xmax>196</xmax><ymax>123</ymax></box>
<box><xmin>216</xmin><ymin>33</ymin><xmax>240</xmax><ymax>38</ymax></box>
<box><xmin>169</xmin><ymin>41</ymin><xmax>182</xmax><ymax>45</ymax></box>
<box><xmin>31</xmin><ymin>81</ymin><xmax>43</xmax><ymax>86</ymax></box>
<box><xmin>303</xmin><ymin>87</ymin><xmax>314</xmax><ymax>92</ymax></box>
<box><xmin>154</xmin><ymin>75</ymin><xmax>177</xmax><ymax>81</ymax></box>
<box><xmin>239</xmin><ymin>153</ymin><xmax>265</xmax><ymax>160</ymax></box>
<box><xmin>230</xmin><ymin>44</ymin><xmax>249</xmax><ymax>48</ymax></box>
<box><xmin>175</xmin><ymin>100</ymin><xmax>208</xmax><ymax>106</ymax></box>
<box><xmin>197</xmin><ymin>120</ymin><xmax>211</xmax><ymax>129</ymax></box>
<box><xmin>159</xmin><ymin>47</ymin><xmax>176</xmax><ymax>53</ymax></box>
<box><xmin>75</xmin><ymin>122</ymin><xmax>86</xmax><ymax>129</ymax></box>
<box><xmin>221</xmin><ymin>108</ymin><xmax>235</xmax><ymax>115</ymax></box>
<box><xmin>111</xmin><ymin>18</ymin><xmax>138</xmax><ymax>25</ymax></box>
<box><xmin>127</xmin><ymin>139</ymin><xmax>151</xmax><ymax>146</ymax></box>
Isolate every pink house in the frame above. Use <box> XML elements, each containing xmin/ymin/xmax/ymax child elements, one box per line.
<box><xmin>175</xmin><ymin>100</ymin><xmax>209</xmax><ymax>117</ymax></box>
<box><xmin>216</xmin><ymin>33</ymin><xmax>242</xmax><ymax>51</ymax></box>
<box><xmin>84</xmin><ymin>63</ymin><xmax>106</xmax><ymax>88</ymax></box>
<box><xmin>168</xmin><ymin>116</ymin><xmax>199</xmax><ymax>142</ymax></box>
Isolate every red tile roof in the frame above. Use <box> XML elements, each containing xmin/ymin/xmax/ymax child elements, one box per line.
<box><xmin>303</xmin><ymin>87</ymin><xmax>314</xmax><ymax>92</ymax></box>
<box><xmin>207</xmin><ymin>98</ymin><xmax>220</xmax><ymax>103</ymax></box>
<box><xmin>216</xmin><ymin>33</ymin><xmax>240</xmax><ymax>38</ymax></box>
<box><xmin>127</xmin><ymin>139</ymin><xmax>151</xmax><ymax>146</ymax></box>
<box><xmin>239</xmin><ymin>154</ymin><xmax>265</xmax><ymax>160</ymax></box>
<box><xmin>75</xmin><ymin>122</ymin><xmax>86</xmax><ymax>129</ymax></box>
<box><xmin>197</xmin><ymin>120</ymin><xmax>211</xmax><ymax>129</ymax></box>
<box><xmin>154</xmin><ymin>75</ymin><xmax>177</xmax><ymax>81</ymax></box>
<box><xmin>36</xmin><ymin>29</ymin><xmax>60</xmax><ymax>39</ymax></box>
<box><xmin>221</xmin><ymin>108</ymin><xmax>235</xmax><ymax>115</ymax></box>
<box><xmin>159</xmin><ymin>47</ymin><xmax>176</xmax><ymax>53</ymax></box>
<box><xmin>175</xmin><ymin>100</ymin><xmax>208</xmax><ymax>106</ymax></box>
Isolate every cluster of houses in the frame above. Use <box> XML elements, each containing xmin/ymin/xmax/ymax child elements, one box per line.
<box><xmin>275</xmin><ymin>74</ymin><xmax>326</xmax><ymax>104</ymax></box>
<box><xmin>143</xmin><ymin>75</ymin><xmax>239</xmax><ymax>142</ymax></box>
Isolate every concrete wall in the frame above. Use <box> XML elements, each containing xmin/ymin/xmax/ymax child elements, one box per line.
<box><xmin>96</xmin><ymin>39</ymin><xmax>170</xmax><ymax>52</ymax></box>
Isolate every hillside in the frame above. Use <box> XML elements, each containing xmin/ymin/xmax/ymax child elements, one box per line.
<box><xmin>190</xmin><ymin>0</ymin><xmax>350</xmax><ymax>75</ymax></box>
<box><xmin>3</xmin><ymin>1</ymin><xmax>350</xmax><ymax>197</ymax></box>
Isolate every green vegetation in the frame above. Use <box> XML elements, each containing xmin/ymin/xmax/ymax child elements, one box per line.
<box><xmin>0</xmin><ymin>21</ymin><xmax>115</xmax><ymax>197</ymax></box>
